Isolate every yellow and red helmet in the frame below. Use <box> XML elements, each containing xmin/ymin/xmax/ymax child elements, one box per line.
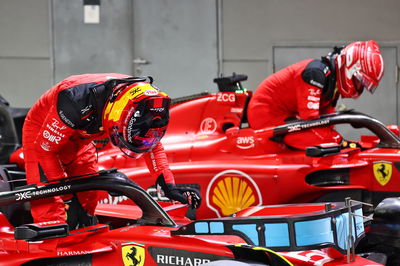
<box><xmin>102</xmin><ymin>81</ymin><xmax>171</xmax><ymax>158</ymax></box>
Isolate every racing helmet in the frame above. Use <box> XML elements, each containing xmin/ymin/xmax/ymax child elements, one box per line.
<box><xmin>335</xmin><ymin>40</ymin><xmax>384</xmax><ymax>98</ymax></box>
<box><xmin>102</xmin><ymin>82</ymin><xmax>171</xmax><ymax>158</ymax></box>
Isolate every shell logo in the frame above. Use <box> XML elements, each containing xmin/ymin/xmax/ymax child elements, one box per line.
<box><xmin>206</xmin><ymin>170</ymin><xmax>262</xmax><ymax>217</ymax></box>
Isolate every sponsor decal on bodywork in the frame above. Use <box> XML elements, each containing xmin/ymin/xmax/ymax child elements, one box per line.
<box><xmin>287</xmin><ymin>119</ymin><xmax>330</xmax><ymax>133</ymax></box>
<box><xmin>148</xmin><ymin>246</ymin><xmax>231</xmax><ymax>266</ymax></box>
<box><xmin>236</xmin><ymin>136</ymin><xmax>255</xmax><ymax>149</ymax></box>
<box><xmin>373</xmin><ymin>160</ymin><xmax>392</xmax><ymax>186</ymax></box>
<box><xmin>122</xmin><ymin>242</ymin><xmax>145</xmax><ymax>266</ymax></box>
<box><xmin>230</xmin><ymin>107</ymin><xmax>243</xmax><ymax>113</ymax></box>
<box><xmin>280</xmin><ymin>250</ymin><xmax>334</xmax><ymax>265</ymax></box>
<box><xmin>57</xmin><ymin>250</ymin><xmax>91</xmax><ymax>256</ymax></box>
<box><xmin>216</xmin><ymin>92</ymin><xmax>236</xmax><ymax>103</ymax></box>
<box><xmin>206</xmin><ymin>170</ymin><xmax>262</xmax><ymax>217</ymax></box>
<box><xmin>38</xmin><ymin>220</ymin><xmax>64</xmax><ymax>226</ymax></box>
<box><xmin>200</xmin><ymin>117</ymin><xmax>217</xmax><ymax>134</ymax></box>
<box><xmin>15</xmin><ymin>185</ymin><xmax>71</xmax><ymax>201</ymax></box>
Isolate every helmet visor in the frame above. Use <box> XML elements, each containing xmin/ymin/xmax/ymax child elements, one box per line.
<box><xmin>114</xmin><ymin>128</ymin><xmax>165</xmax><ymax>158</ymax></box>
<box><xmin>353</xmin><ymin>71</ymin><xmax>379</xmax><ymax>94</ymax></box>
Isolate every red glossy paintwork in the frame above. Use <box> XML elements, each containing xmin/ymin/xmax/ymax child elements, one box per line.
<box><xmin>0</xmin><ymin>86</ymin><xmax>389</xmax><ymax>265</ymax></box>
<box><xmin>0</xmin><ymin>203</ymin><xmax>383</xmax><ymax>265</ymax></box>
<box><xmin>90</xmin><ymin>91</ymin><xmax>400</xmax><ymax>220</ymax></box>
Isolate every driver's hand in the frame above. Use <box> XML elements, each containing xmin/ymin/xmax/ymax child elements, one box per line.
<box><xmin>156</xmin><ymin>175</ymin><xmax>202</xmax><ymax>209</ymax></box>
<box><xmin>176</xmin><ymin>187</ymin><xmax>202</xmax><ymax>209</ymax></box>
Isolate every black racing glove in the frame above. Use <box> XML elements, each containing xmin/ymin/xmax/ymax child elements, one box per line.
<box><xmin>156</xmin><ymin>174</ymin><xmax>202</xmax><ymax>209</ymax></box>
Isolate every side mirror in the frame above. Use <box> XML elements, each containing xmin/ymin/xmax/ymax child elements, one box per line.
<box><xmin>306</xmin><ymin>143</ymin><xmax>341</xmax><ymax>157</ymax></box>
<box><xmin>15</xmin><ymin>221</ymin><xmax>68</xmax><ymax>241</ymax></box>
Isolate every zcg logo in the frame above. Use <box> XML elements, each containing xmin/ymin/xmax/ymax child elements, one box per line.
<box><xmin>217</xmin><ymin>93</ymin><xmax>235</xmax><ymax>103</ymax></box>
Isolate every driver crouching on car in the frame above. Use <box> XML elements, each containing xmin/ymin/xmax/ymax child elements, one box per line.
<box><xmin>247</xmin><ymin>40</ymin><xmax>384</xmax><ymax>151</ymax></box>
<box><xmin>22</xmin><ymin>73</ymin><xmax>201</xmax><ymax>229</ymax></box>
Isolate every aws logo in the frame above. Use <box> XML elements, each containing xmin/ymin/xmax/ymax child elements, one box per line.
<box><xmin>373</xmin><ymin>161</ymin><xmax>392</xmax><ymax>186</ymax></box>
<box><xmin>206</xmin><ymin>170</ymin><xmax>262</xmax><ymax>217</ymax></box>
<box><xmin>236</xmin><ymin>136</ymin><xmax>255</xmax><ymax>149</ymax></box>
<box><xmin>122</xmin><ymin>243</ymin><xmax>145</xmax><ymax>266</ymax></box>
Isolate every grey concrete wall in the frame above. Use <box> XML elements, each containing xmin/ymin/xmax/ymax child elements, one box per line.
<box><xmin>52</xmin><ymin>0</ymin><xmax>133</xmax><ymax>83</ymax></box>
<box><xmin>220</xmin><ymin>0</ymin><xmax>400</xmax><ymax>91</ymax></box>
<box><xmin>1</xmin><ymin>0</ymin><xmax>400</xmax><ymax>110</ymax></box>
<box><xmin>132</xmin><ymin>0</ymin><xmax>218</xmax><ymax>99</ymax></box>
<box><xmin>0</xmin><ymin>0</ymin><xmax>52</xmax><ymax>108</ymax></box>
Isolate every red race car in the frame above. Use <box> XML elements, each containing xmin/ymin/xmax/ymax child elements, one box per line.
<box><xmin>0</xmin><ymin>166</ymin><xmax>390</xmax><ymax>265</ymax></box>
<box><xmin>0</xmin><ymin>92</ymin><xmax>398</xmax><ymax>265</ymax></box>
<box><xmin>86</xmin><ymin>74</ymin><xmax>400</xmax><ymax>220</ymax></box>
<box><xmin>3</xmin><ymin>74</ymin><xmax>400</xmax><ymax>221</ymax></box>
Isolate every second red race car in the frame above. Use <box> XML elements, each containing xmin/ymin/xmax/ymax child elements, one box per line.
<box><xmin>76</xmin><ymin>74</ymin><xmax>400</xmax><ymax>220</ymax></box>
<box><xmin>0</xmin><ymin>90</ymin><xmax>399</xmax><ymax>265</ymax></box>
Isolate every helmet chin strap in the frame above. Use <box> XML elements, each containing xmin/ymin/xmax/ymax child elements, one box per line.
<box><xmin>321</xmin><ymin>50</ymin><xmax>339</xmax><ymax>102</ymax></box>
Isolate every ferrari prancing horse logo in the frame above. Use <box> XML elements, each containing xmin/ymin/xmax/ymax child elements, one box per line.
<box><xmin>373</xmin><ymin>161</ymin><xmax>392</xmax><ymax>186</ymax></box>
<box><xmin>122</xmin><ymin>243</ymin><xmax>145</xmax><ymax>266</ymax></box>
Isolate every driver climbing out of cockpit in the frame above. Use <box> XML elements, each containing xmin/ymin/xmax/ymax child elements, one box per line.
<box><xmin>247</xmin><ymin>40</ymin><xmax>384</xmax><ymax>151</ymax></box>
<box><xmin>22</xmin><ymin>73</ymin><xmax>201</xmax><ymax>229</ymax></box>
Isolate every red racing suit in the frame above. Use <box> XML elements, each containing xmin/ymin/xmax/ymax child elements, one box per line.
<box><xmin>247</xmin><ymin>58</ymin><xmax>342</xmax><ymax>150</ymax></box>
<box><xmin>22</xmin><ymin>73</ymin><xmax>175</xmax><ymax>223</ymax></box>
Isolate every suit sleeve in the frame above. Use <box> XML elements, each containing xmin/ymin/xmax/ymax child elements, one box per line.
<box><xmin>32</xmin><ymin>100</ymin><xmax>75</xmax><ymax>180</ymax></box>
<box><xmin>143</xmin><ymin>142</ymin><xmax>175</xmax><ymax>184</ymax></box>
<box><xmin>298</xmin><ymin>66</ymin><xmax>327</xmax><ymax>120</ymax></box>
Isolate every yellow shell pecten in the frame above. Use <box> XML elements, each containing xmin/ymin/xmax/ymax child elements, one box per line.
<box><xmin>212</xmin><ymin>176</ymin><xmax>256</xmax><ymax>216</ymax></box>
